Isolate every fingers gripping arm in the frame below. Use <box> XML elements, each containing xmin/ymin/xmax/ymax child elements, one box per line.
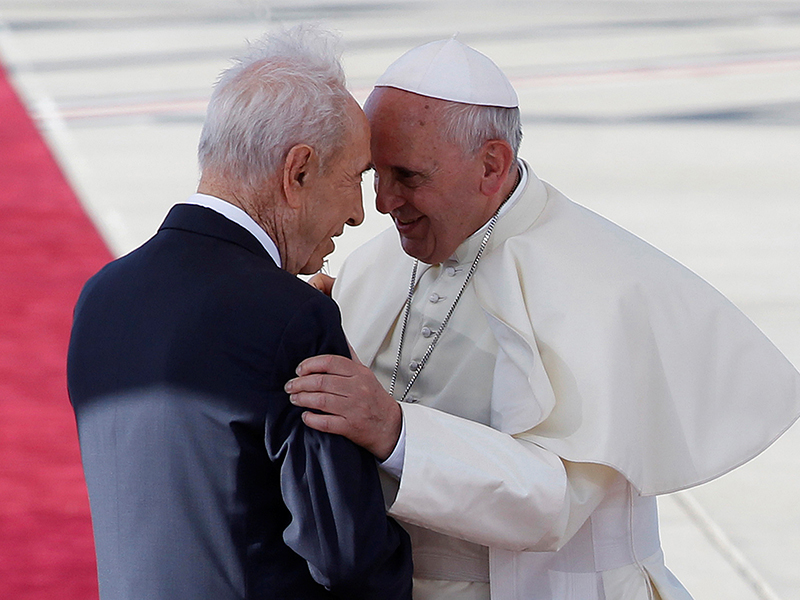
<box><xmin>285</xmin><ymin>354</ymin><xmax>403</xmax><ymax>461</ymax></box>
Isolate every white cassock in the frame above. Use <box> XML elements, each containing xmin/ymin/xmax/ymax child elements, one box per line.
<box><xmin>332</xmin><ymin>160</ymin><xmax>800</xmax><ymax>600</ymax></box>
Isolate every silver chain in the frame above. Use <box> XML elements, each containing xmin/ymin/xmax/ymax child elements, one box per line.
<box><xmin>388</xmin><ymin>208</ymin><xmax>502</xmax><ymax>402</ymax></box>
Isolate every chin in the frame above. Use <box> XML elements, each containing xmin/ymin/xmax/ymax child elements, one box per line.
<box><xmin>401</xmin><ymin>238</ymin><xmax>436</xmax><ymax>264</ymax></box>
<box><xmin>299</xmin><ymin>250</ymin><xmax>330</xmax><ymax>275</ymax></box>
<box><xmin>299</xmin><ymin>260</ymin><xmax>323</xmax><ymax>276</ymax></box>
<box><xmin>299</xmin><ymin>238</ymin><xmax>335</xmax><ymax>275</ymax></box>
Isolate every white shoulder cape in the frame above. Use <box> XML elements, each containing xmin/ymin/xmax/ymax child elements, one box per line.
<box><xmin>334</xmin><ymin>172</ymin><xmax>800</xmax><ymax>495</ymax></box>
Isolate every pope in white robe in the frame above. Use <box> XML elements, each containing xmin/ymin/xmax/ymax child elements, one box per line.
<box><xmin>286</xmin><ymin>38</ymin><xmax>800</xmax><ymax>600</ymax></box>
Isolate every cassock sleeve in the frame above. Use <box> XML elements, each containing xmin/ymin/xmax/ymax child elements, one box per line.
<box><xmin>388</xmin><ymin>402</ymin><xmax>619</xmax><ymax>553</ymax></box>
<box><xmin>264</xmin><ymin>293</ymin><xmax>412</xmax><ymax>600</ymax></box>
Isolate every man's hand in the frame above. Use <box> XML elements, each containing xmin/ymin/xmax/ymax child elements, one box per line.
<box><xmin>285</xmin><ymin>353</ymin><xmax>402</xmax><ymax>461</ymax></box>
<box><xmin>307</xmin><ymin>273</ymin><xmax>335</xmax><ymax>296</ymax></box>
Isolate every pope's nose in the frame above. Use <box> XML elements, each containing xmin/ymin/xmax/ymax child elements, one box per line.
<box><xmin>374</xmin><ymin>177</ymin><xmax>404</xmax><ymax>215</ymax></box>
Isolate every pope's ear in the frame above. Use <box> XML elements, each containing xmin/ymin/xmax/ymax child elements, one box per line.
<box><xmin>282</xmin><ymin>144</ymin><xmax>315</xmax><ymax>207</ymax></box>
<box><xmin>479</xmin><ymin>139</ymin><xmax>514</xmax><ymax>197</ymax></box>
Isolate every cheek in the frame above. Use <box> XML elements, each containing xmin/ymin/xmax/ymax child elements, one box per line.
<box><xmin>428</xmin><ymin>219</ymin><xmax>457</xmax><ymax>250</ymax></box>
<box><xmin>334</xmin><ymin>189</ymin><xmax>357</xmax><ymax>219</ymax></box>
<box><xmin>420</xmin><ymin>196</ymin><xmax>470</xmax><ymax>255</ymax></box>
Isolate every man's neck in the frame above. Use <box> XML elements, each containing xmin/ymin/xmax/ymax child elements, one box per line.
<box><xmin>196</xmin><ymin>175</ymin><xmax>286</xmax><ymax>266</ymax></box>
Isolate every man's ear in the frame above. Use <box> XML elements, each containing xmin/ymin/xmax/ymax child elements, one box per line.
<box><xmin>283</xmin><ymin>144</ymin><xmax>315</xmax><ymax>208</ymax></box>
<box><xmin>478</xmin><ymin>139</ymin><xmax>514</xmax><ymax>197</ymax></box>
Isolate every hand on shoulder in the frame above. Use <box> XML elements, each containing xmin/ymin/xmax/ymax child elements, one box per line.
<box><xmin>285</xmin><ymin>353</ymin><xmax>402</xmax><ymax>461</ymax></box>
<box><xmin>307</xmin><ymin>273</ymin><xmax>335</xmax><ymax>296</ymax></box>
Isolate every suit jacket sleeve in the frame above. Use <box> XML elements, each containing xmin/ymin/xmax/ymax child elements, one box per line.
<box><xmin>264</xmin><ymin>292</ymin><xmax>412</xmax><ymax>600</ymax></box>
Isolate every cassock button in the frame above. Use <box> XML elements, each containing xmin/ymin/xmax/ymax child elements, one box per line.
<box><xmin>409</xmin><ymin>360</ymin><xmax>420</xmax><ymax>371</ymax></box>
<box><xmin>421</xmin><ymin>326</ymin><xmax>433</xmax><ymax>338</ymax></box>
<box><xmin>429</xmin><ymin>293</ymin><xmax>441</xmax><ymax>303</ymax></box>
<box><xmin>406</xmin><ymin>396</ymin><xmax>420</xmax><ymax>404</ymax></box>
<box><xmin>445</xmin><ymin>266</ymin><xmax>457</xmax><ymax>277</ymax></box>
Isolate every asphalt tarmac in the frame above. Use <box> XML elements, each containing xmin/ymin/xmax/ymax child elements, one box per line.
<box><xmin>1</xmin><ymin>1</ymin><xmax>798</xmax><ymax>598</ymax></box>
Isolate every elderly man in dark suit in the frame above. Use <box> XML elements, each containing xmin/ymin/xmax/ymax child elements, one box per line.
<box><xmin>67</xmin><ymin>26</ymin><xmax>412</xmax><ymax>600</ymax></box>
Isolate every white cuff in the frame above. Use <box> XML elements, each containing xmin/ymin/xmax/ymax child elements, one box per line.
<box><xmin>378</xmin><ymin>413</ymin><xmax>406</xmax><ymax>479</ymax></box>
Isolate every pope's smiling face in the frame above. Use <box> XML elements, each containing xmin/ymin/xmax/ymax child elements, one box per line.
<box><xmin>365</xmin><ymin>87</ymin><xmax>490</xmax><ymax>265</ymax></box>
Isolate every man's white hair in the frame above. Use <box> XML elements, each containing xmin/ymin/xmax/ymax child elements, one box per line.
<box><xmin>198</xmin><ymin>25</ymin><xmax>352</xmax><ymax>191</ymax></box>
<box><xmin>439</xmin><ymin>102</ymin><xmax>522</xmax><ymax>161</ymax></box>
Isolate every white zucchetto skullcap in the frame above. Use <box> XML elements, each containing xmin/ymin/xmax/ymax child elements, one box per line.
<box><xmin>374</xmin><ymin>38</ymin><xmax>518</xmax><ymax>108</ymax></box>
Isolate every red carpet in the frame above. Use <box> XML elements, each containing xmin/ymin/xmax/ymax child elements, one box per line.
<box><xmin>0</xmin><ymin>59</ymin><xmax>111</xmax><ymax>599</ymax></box>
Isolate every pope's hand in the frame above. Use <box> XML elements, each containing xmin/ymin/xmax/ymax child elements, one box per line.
<box><xmin>285</xmin><ymin>352</ymin><xmax>402</xmax><ymax>461</ymax></box>
<box><xmin>307</xmin><ymin>273</ymin><xmax>335</xmax><ymax>296</ymax></box>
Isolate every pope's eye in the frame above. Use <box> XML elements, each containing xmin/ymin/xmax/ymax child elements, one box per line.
<box><xmin>393</xmin><ymin>167</ymin><xmax>425</xmax><ymax>189</ymax></box>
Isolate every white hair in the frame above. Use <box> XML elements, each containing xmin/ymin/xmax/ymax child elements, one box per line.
<box><xmin>438</xmin><ymin>101</ymin><xmax>522</xmax><ymax>161</ymax></box>
<box><xmin>198</xmin><ymin>25</ymin><xmax>352</xmax><ymax>190</ymax></box>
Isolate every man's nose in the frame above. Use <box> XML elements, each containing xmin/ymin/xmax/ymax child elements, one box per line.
<box><xmin>347</xmin><ymin>198</ymin><xmax>365</xmax><ymax>227</ymax></box>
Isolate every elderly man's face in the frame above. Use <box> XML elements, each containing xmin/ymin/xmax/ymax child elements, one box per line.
<box><xmin>297</xmin><ymin>99</ymin><xmax>370</xmax><ymax>275</ymax></box>
<box><xmin>365</xmin><ymin>87</ymin><xmax>488</xmax><ymax>265</ymax></box>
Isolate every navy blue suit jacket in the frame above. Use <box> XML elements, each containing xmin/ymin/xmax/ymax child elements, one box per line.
<box><xmin>68</xmin><ymin>204</ymin><xmax>412</xmax><ymax>599</ymax></box>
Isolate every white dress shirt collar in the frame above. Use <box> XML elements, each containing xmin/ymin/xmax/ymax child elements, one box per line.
<box><xmin>184</xmin><ymin>193</ymin><xmax>282</xmax><ymax>268</ymax></box>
